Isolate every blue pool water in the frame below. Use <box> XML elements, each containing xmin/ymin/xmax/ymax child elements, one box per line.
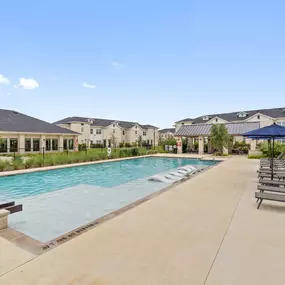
<box><xmin>0</xmin><ymin>157</ymin><xmax>217</xmax><ymax>201</ymax></box>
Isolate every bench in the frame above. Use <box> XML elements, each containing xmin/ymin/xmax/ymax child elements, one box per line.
<box><xmin>255</xmin><ymin>192</ymin><xmax>285</xmax><ymax>209</ymax></box>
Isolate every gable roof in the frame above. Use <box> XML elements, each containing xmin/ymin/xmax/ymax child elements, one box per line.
<box><xmin>175</xmin><ymin>118</ymin><xmax>194</xmax><ymax>123</ymax></box>
<box><xmin>176</xmin><ymin>107</ymin><xmax>285</xmax><ymax>124</ymax></box>
<box><xmin>159</xmin><ymin>128</ymin><xmax>175</xmax><ymax>134</ymax></box>
<box><xmin>175</xmin><ymin>122</ymin><xmax>260</xmax><ymax>136</ymax></box>
<box><xmin>54</xmin><ymin>116</ymin><xmax>158</xmax><ymax>129</ymax></box>
<box><xmin>0</xmin><ymin>109</ymin><xmax>78</xmax><ymax>134</ymax></box>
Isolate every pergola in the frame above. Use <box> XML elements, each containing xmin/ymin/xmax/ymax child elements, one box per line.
<box><xmin>175</xmin><ymin>122</ymin><xmax>260</xmax><ymax>155</ymax></box>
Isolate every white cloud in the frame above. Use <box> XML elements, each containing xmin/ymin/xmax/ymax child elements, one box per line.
<box><xmin>16</xmin><ymin>78</ymin><xmax>39</xmax><ymax>90</ymax></box>
<box><xmin>0</xmin><ymin>74</ymin><xmax>10</xmax><ymax>85</ymax></box>
<box><xmin>82</xmin><ymin>82</ymin><xmax>96</xmax><ymax>89</ymax></box>
<box><xmin>111</xmin><ymin>61</ymin><xmax>124</xmax><ymax>67</ymax></box>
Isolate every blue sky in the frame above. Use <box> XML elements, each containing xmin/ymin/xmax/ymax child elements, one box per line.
<box><xmin>0</xmin><ymin>0</ymin><xmax>284</xmax><ymax>128</ymax></box>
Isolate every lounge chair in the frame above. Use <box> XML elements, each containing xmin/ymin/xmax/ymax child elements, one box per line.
<box><xmin>257</xmin><ymin>185</ymin><xmax>285</xmax><ymax>194</ymax></box>
<box><xmin>255</xmin><ymin>192</ymin><xmax>285</xmax><ymax>209</ymax></box>
<box><xmin>258</xmin><ymin>172</ymin><xmax>285</xmax><ymax>181</ymax></box>
<box><xmin>260</xmin><ymin>152</ymin><xmax>284</xmax><ymax>162</ymax></box>
<box><xmin>259</xmin><ymin>179</ymin><xmax>285</xmax><ymax>187</ymax></box>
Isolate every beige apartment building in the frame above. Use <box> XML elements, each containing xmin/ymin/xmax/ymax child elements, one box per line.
<box><xmin>158</xmin><ymin>128</ymin><xmax>175</xmax><ymax>140</ymax></box>
<box><xmin>54</xmin><ymin>117</ymin><xmax>159</xmax><ymax>147</ymax></box>
<box><xmin>174</xmin><ymin>107</ymin><xmax>285</xmax><ymax>155</ymax></box>
<box><xmin>0</xmin><ymin>109</ymin><xmax>79</xmax><ymax>154</ymax></box>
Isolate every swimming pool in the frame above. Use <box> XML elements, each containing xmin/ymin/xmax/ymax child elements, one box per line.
<box><xmin>0</xmin><ymin>157</ymin><xmax>218</xmax><ymax>242</ymax></box>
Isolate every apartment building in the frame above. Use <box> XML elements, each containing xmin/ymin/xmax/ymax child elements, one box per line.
<box><xmin>158</xmin><ymin>128</ymin><xmax>175</xmax><ymax>140</ymax></box>
<box><xmin>174</xmin><ymin>107</ymin><xmax>285</xmax><ymax>154</ymax></box>
<box><xmin>54</xmin><ymin>117</ymin><xmax>159</xmax><ymax>147</ymax></box>
<box><xmin>175</xmin><ymin>107</ymin><xmax>285</xmax><ymax>131</ymax></box>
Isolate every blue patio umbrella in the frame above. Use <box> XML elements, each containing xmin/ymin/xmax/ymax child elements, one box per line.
<box><xmin>243</xmin><ymin>123</ymin><xmax>285</xmax><ymax>179</ymax></box>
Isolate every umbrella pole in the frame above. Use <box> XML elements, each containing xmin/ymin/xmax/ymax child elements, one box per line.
<box><xmin>271</xmin><ymin>137</ymin><xmax>274</xmax><ymax>180</ymax></box>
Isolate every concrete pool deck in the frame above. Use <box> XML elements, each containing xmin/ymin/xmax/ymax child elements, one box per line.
<box><xmin>1</xmin><ymin>156</ymin><xmax>285</xmax><ymax>284</ymax></box>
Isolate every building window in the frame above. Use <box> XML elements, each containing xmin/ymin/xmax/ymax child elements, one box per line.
<box><xmin>96</xmin><ymin>140</ymin><xmax>101</xmax><ymax>144</ymax></box>
<box><xmin>113</xmin><ymin>124</ymin><xmax>116</xmax><ymax>127</ymax></box>
<box><xmin>90</xmin><ymin>129</ymin><xmax>93</xmax><ymax>134</ymax></box>
<box><xmin>215</xmin><ymin>118</ymin><xmax>218</xmax><ymax>122</ymax></box>
<box><xmin>33</xmin><ymin>139</ymin><xmax>40</xmax><ymax>152</ymax></box>
<box><xmin>143</xmin><ymin>131</ymin><xmax>146</xmax><ymax>136</ymax></box>
<box><xmin>25</xmin><ymin>138</ymin><xmax>31</xmax><ymax>152</ymax></box>
<box><xmin>96</xmin><ymin>129</ymin><xmax>102</xmax><ymax>134</ymax></box>
<box><xmin>68</xmin><ymin>139</ymin><xmax>74</xmax><ymax>150</ymax></box>
<box><xmin>257</xmin><ymin>115</ymin><xmax>260</xmax><ymax>120</ymax></box>
<box><xmin>135</xmin><ymin>131</ymin><xmax>137</xmax><ymax>135</ymax></box>
<box><xmin>63</xmin><ymin>139</ymin><xmax>68</xmax><ymax>150</ymax></box>
<box><xmin>81</xmin><ymin>123</ymin><xmax>84</xmax><ymax>126</ymax></box>
<box><xmin>10</xmin><ymin>139</ymin><xmax>18</xmax><ymax>152</ymax></box>
<box><xmin>81</xmin><ymin>127</ymin><xmax>84</xmax><ymax>133</ymax></box>
<box><xmin>52</xmin><ymin>139</ymin><xmax>58</xmax><ymax>151</ymax></box>
<box><xmin>46</xmin><ymin>139</ymin><xmax>51</xmax><ymax>151</ymax></box>
<box><xmin>135</xmin><ymin>125</ymin><xmax>137</xmax><ymax>129</ymax></box>
<box><xmin>0</xmin><ymin>139</ymin><xmax>7</xmax><ymax>153</ymax></box>
<box><xmin>113</xmin><ymin>129</ymin><xmax>115</xmax><ymax>133</ymax></box>
<box><xmin>122</xmin><ymin>131</ymin><xmax>125</xmax><ymax>135</ymax></box>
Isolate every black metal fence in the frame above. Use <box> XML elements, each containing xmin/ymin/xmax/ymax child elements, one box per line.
<box><xmin>0</xmin><ymin>145</ymin><xmax>154</xmax><ymax>160</ymax></box>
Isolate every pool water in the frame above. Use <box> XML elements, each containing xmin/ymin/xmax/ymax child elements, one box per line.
<box><xmin>0</xmin><ymin>157</ymin><xmax>217</xmax><ymax>200</ymax></box>
<box><xmin>0</xmin><ymin>157</ymin><xmax>218</xmax><ymax>242</ymax></box>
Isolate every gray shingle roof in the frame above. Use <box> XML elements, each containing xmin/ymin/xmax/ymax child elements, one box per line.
<box><xmin>0</xmin><ymin>109</ymin><xmax>79</xmax><ymax>134</ymax></box>
<box><xmin>159</xmin><ymin>128</ymin><xmax>175</xmax><ymax>134</ymax></box>
<box><xmin>176</xmin><ymin>107</ymin><xmax>285</xmax><ymax>124</ymax></box>
<box><xmin>175</xmin><ymin>122</ymin><xmax>260</xmax><ymax>136</ymax></box>
<box><xmin>54</xmin><ymin>117</ymin><xmax>158</xmax><ymax>129</ymax></box>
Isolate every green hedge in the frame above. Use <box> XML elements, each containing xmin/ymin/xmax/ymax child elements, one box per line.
<box><xmin>0</xmin><ymin>147</ymin><xmax>151</xmax><ymax>172</ymax></box>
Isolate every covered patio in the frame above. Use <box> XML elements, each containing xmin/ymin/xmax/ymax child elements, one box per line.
<box><xmin>175</xmin><ymin>122</ymin><xmax>260</xmax><ymax>155</ymax></box>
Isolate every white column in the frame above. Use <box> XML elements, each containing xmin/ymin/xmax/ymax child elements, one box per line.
<box><xmin>59</xmin><ymin>135</ymin><xmax>64</xmax><ymax>152</ymax></box>
<box><xmin>19</xmin><ymin>134</ymin><xmax>25</xmax><ymax>154</ymax></box>
<box><xmin>198</xmin><ymin>136</ymin><xmax>204</xmax><ymax>155</ymax></box>
<box><xmin>7</xmin><ymin>138</ymin><xmax>10</xmax><ymax>153</ymax></box>
<box><xmin>250</xmin><ymin>139</ymin><xmax>257</xmax><ymax>151</ymax></box>
<box><xmin>176</xmin><ymin>137</ymin><xmax>182</xmax><ymax>154</ymax></box>
<box><xmin>40</xmin><ymin>135</ymin><xmax>46</xmax><ymax>153</ymax></box>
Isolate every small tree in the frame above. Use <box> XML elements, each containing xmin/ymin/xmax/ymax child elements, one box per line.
<box><xmin>110</xmin><ymin>134</ymin><xmax>117</xmax><ymax>148</ymax></box>
<box><xmin>210</xmin><ymin>124</ymin><xmax>230</xmax><ymax>153</ymax></box>
<box><xmin>137</xmin><ymin>135</ymin><xmax>143</xmax><ymax>147</ymax></box>
<box><xmin>158</xmin><ymin>133</ymin><xmax>164</xmax><ymax>146</ymax></box>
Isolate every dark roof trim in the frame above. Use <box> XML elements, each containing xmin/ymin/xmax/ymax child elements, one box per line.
<box><xmin>0</xmin><ymin>109</ymin><xmax>79</xmax><ymax>135</ymax></box>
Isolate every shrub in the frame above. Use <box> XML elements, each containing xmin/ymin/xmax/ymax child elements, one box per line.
<box><xmin>78</xmin><ymin>143</ymin><xmax>87</xmax><ymax>151</ymax></box>
<box><xmin>259</xmin><ymin>141</ymin><xmax>285</xmax><ymax>157</ymax></box>
<box><xmin>147</xmin><ymin>150</ymin><xmax>158</xmax><ymax>154</ymax></box>
<box><xmin>12</xmin><ymin>157</ymin><xmax>24</xmax><ymax>170</ymax></box>
<box><xmin>119</xmin><ymin>142</ymin><xmax>125</xmax><ymax>148</ymax></box>
<box><xmin>248</xmin><ymin>154</ymin><xmax>268</xmax><ymax>159</ymax></box>
<box><xmin>90</xmin><ymin>143</ymin><xmax>103</xmax><ymax>148</ymax></box>
<box><xmin>125</xmin><ymin>142</ymin><xmax>131</xmax><ymax>148</ymax></box>
<box><xmin>0</xmin><ymin>160</ymin><xmax>10</xmax><ymax>171</ymax></box>
<box><xmin>156</xmin><ymin>146</ymin><xmax>167</xmax><ymax>153</ymax></box>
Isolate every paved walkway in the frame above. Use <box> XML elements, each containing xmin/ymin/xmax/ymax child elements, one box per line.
<box><xmin>1</xmin><ymin>156</ymin><xmax>284</xmax><ymax>285</ymax></box>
